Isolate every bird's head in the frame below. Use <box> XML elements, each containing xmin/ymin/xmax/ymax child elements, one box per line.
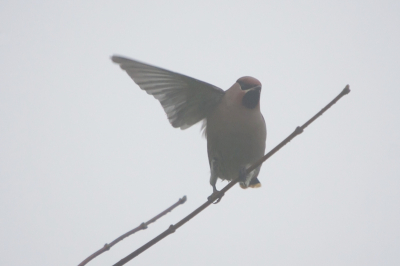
<box><xmin>236</xmin><ymin>76</ymin><xmax>262</xmax><ymax>109</ymax></box>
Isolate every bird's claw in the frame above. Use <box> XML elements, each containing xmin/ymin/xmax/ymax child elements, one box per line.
<box><xmin>207</xmin><ymin>190</ymin><xmax>224</xmax><ymax>204</ymax></box>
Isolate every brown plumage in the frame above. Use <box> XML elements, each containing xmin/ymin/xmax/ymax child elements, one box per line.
<box><xmin>112</xmin><ymin>56</ymin><xmax>266</xmax><ymax>194</ymax></box>
<box><xmin>207</xmin><ymin>77</ymin><xmax>266</xmax><ymax>190</ymax></box>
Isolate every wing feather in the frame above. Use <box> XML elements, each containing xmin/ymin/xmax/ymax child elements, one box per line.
<box><xmin>112</xmin><ymin>55</ymin><xmax>225</xmax><ymax>129</ymax></box>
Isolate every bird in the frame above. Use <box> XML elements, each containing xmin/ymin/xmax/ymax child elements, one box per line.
<box><xmin>112</xmin><ymin>56</ymin><xmax>266</xmax><ymax>202</ymax></box>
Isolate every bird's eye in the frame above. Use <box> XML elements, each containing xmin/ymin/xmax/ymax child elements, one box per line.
<box><xmin>237</xmin><ymin>80</ymin><xmax>254</xmax><ymax>91</ymax></box>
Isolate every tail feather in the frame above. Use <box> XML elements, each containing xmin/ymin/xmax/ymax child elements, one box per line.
<box><xmin>249</xmin><ymin>177</ymin><xmax>262</xmax><ymax>188</ymax></box>
<box><xmin>239</xmin><ymin>177</ymin><xmax>262</xmax><ymax>189</ymax></box>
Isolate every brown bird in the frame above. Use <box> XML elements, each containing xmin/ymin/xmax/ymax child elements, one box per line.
<box><xmin>112</xmin><ymin>56</ymin><xmax>266</xmax><ymax>200</ymax></box>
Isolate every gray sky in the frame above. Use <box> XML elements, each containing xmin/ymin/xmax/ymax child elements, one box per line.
<box><xmin>1</xmin><ymin>1</ymin><xmax>399</xmax><ymax>265</ymax></box>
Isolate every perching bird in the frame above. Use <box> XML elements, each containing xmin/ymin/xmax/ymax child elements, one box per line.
<box><xmin>112</xmin><ymin>56</ymin><xmax>266</xmax><ymax>200</ymax></box>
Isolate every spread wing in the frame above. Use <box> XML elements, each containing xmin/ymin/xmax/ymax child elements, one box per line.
<box><xmin>112</xmin><ymin>56</ymin><xmax>225</xmax><ymax>129</ymax></box>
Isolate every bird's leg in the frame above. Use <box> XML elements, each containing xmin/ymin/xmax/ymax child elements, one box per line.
<box><xmin>207</xmin><ymin>158</ymin><xmax>224</xmax><ymax>204</ymax></box>
<box><xmin>207</xmin><ymin>185</ymin><xmax>224</xmax><ymax>204</ymax></box>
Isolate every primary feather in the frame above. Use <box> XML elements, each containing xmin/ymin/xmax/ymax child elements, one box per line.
<box><xmin>112</xmin><ymin>56</ymin><xmax>225</xmax><ymax>129</ymax></box>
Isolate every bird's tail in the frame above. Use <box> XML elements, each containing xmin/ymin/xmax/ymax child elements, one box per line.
<box><xmin>239</xmin><ymin>177</ymin><xmax>262</xmax><ymax>189</ymax></box>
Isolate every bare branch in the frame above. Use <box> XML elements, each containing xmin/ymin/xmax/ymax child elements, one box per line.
<box><xmin>78</xmin><ymin>196</ymin><xmax>187</xmax><ymax>266</ymax></box>
<box><xmin>113</xmin><ymin>85</ymin><xmax>351</xmax><ymax>266</ymax></box>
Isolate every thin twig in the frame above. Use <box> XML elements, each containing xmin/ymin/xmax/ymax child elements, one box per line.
<box><xmin>113</xmin><ymin>85</ymin><xmax>351</xmax><ymax>266</ymax></box>
<box><xmin>78</xmin><ymin>196</ymin><xmax>187</xmax><ymax>266</ymax></box>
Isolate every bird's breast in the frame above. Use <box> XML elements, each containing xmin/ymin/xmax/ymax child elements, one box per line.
<box><xmin>206</xmin><ymin>98</ymin><xmax>266</xmax><ymax>180</ymax></box>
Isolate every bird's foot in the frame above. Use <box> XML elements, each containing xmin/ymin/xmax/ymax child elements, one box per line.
<box><xmin>207</xmin><ymin>187</ymin><xmax>224</xmax><ymax>204</ymax></box>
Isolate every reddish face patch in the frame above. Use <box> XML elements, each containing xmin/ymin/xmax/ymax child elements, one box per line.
<box><xmin>237</xmin><ymin>76</ymin><xmax>261</xmax><ymax>91</ymax></box>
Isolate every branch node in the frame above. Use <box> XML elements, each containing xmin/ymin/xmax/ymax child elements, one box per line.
<box><xmin>80</xmin><ymin>196</ymin><xmax>185</xmax><ymax>266</ymax></box>
<box><xmin>140</xmin><ymin>222</ymin><xmax>148</xmax><ymax>230</ymax></box>
<box><xmin>343</xmin><ymin>85</ymin><xmax>350</xmax><ymax>95</ymax></box>
<box><xmin>167</xmin><ymin>225</ymin><xmax>176</xmax><ymax>234</ymax></box>
<box><xmin>294</xmin><ymin>126</ymin><xmax>303</xmax><ymax>135</ymax></box>
<box><xmin>179</xmin><ymin>195</ymin><xmax>187</xmax><ymax>204</ymax></box>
